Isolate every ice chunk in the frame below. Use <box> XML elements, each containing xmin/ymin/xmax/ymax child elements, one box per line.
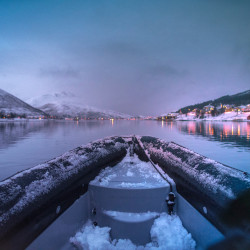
<box><xmin>147</xmin><ymin>213</ymin><xmax>196</xmax><ymax>250</ymax></box>
<box><xmin>70</xmin><ymin>213</ymin><xmax>196</xmax><ymax>250</ymax></box>
<box><xmin>70</xmin><ymin>221</ymin><xmax>112</xmax><ymax>250</ymax></box>
<box><xmin>70</xmin><ymin>220</ymin><xmax>137</xmax><ymax>250</ymax></box>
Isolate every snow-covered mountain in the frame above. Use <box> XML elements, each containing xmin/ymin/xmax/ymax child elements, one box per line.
<box><xmin>0</xmin><ymin>89</ymin><xmax>45</xmax><ymax>117</ymax></box>
<box><xmin>27</xmin><ymin>92</ymin><xmax>132</xmax><ymax>119</ymax></box>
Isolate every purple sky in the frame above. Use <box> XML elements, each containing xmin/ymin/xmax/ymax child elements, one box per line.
<box><xmin>0</xmin><ymin>0</ymin><xmax>250</xmax><ymax>115</ymax></box>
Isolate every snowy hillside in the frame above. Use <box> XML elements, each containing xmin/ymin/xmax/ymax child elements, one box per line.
<box><xmin>27</xmin><ymin>92</ymin><xmax>132</xmax><ymax>119</ymax></box>
<box><xmin>0</xmin><ymin>89</ymin><xmax>45</xmax><ymax>117</ymax></box>
<box><xmin>176</xmin><ymin>111</ymin><xmax>250</xmax><ymax>121</ymax></box>
<box><xmin>178</xmin><ymin>89</ymin><xmax>250</xmax><ymax>114</ymax></box>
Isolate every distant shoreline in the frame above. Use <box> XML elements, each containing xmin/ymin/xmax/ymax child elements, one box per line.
<box><xmin>0</xmin><ymin>118</ymin><xmax>249</xmax><ymax>123</ymax></box>
<box><xmin>0</xmin><ymin>118</ymin><xmax>44</xmax><ymax>123</ymax></box>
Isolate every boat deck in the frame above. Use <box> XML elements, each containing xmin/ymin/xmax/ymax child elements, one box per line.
<box><xmin>90</xmin><ymin>153</ymin><xmax>169</xmax><ymax>189</ymax></box>
<box><xmin>88</xmin><ymin>153</ymin><xmax>173</xmax><ymax>245</ymax></box>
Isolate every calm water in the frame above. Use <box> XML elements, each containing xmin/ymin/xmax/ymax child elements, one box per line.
<box><xmin>0</xmin><ymin>120</ymin><xmax>249</xmax><ymax>181</ymax></box>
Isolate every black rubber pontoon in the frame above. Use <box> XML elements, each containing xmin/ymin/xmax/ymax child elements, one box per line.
<box><xmin>0</xmin><ymin>136</ymin><xmax>249</xmax><ymax>249</ymax></box>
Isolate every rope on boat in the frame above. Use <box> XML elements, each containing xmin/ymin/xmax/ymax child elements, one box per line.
<box><xmin>134</xmin><ymin>136</ymin><xmax>177</xmax><ymax>214</ymax></box>
<box><xmin>133</xmin><ymin>136</ymin><xmax>175</xmax><ymax>190</ymax></box>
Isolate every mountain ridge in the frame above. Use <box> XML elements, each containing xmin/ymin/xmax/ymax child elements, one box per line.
<box><xmin>0</xmin><ymin>89</ymin><xmax>46</xmax><ymax>117</ymax></box>
<box><xmin>27</xmin><ymin>92</ymin><xmax>132</xmax><ymax>119</ymax></box>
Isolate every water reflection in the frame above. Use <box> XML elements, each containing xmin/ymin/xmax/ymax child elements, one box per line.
<box><xmin>0</xmin><ymin>120</ymin><xmax>249</xmax><ymax>180</ymax></box>
<box><xmin>0</xmin><ymin>120</ymin><xmax>110</xmax><ymax>150</ymax></box>
<box><xmin>1</xmin><ymin>120</ymin><xmax>249</xmax><ymax>152</ymax></box>
<box><xmin>165</xmin><ymin>121</ymin><xmax>250</xmax><ymax>150</ymax></box>
<box><xmin>0</xmin><ymin>120</ymin><xmax>115</xmax><ymax>181</ymax></box>
<box><xmin>0</xmin><ymin>121</ymin><xmax>51</xmax><ymax>150</ymax></box>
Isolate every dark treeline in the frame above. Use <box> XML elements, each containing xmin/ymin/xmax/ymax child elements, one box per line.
<box><xmin>0</xmin><ymin>112</ymin><xmax>27</xmax><ymax>119</ymax></box>
<box><xmin>177</xmin><ymin>90</ymin><xmax>250</xmax><ymax>114</ymax></box>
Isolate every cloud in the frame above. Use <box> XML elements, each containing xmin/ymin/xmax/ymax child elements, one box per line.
<box><xmin>100</xmin><ymin>41</ymin><xmax>145</xmax><ymax>57</ymax></box>
<box><xmin>39</xmin><ymin>67</ymin><xmax>80</xmax><ymax>79</ymax></box>
<box><xmin>145</xmin><ymin>64</ymin><xmax>188</xmax><ymax>78</ymax></box>
<box><xmin>1</xmin><ymin>0</ymin><xmax>250</xmax><ymax>115</ymax></box>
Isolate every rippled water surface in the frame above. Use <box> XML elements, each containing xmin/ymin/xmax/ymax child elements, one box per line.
<box><xmin>0</xmin><ymin>120</ymin><xmax>249</xmax><ymax>180</ymax></box>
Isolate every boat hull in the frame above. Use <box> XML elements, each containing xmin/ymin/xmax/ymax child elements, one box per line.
<box><xmin>0</xmin><ymin>135</ymin><xmax>249</xmax><ymax>249</ymax></box>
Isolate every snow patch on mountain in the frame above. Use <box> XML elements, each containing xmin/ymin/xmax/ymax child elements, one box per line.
<box><xmin>27</xmin><ymin>92</ymin><xmax>132</xmax><ymax>119</ymax></box>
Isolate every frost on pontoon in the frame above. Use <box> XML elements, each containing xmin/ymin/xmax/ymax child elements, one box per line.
<box><xmin>0</xmin><ymin>136</ymin><xmax>130</xmax><ymax>226</ymax></box>
<box><xmin>139</xmin><ymin>136</ymin><xmax>250</xmax><ymax>200</ymax></box>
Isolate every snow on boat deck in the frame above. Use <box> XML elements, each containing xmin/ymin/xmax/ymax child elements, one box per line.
<box><xmin>90</xmin><ymin>153</ymin><xmax>169</xmax><ymax>189</ymax></box>
<box><xmin>72</xmin><ymin>153</ymin><xmax>196</xmax><ymax>249</ymax></box>
<box><xmin>70</xmin><ymin>213</ymin><xmax>196</xmax><ymax>250</ymax></box>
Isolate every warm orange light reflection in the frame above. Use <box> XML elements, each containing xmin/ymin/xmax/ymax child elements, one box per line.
<box><xmin>190</xmin><ymin>122</ymin><xmax>196</xmax><ymax>134</ymax></box>
<box><xmin>173</xmin><ymin>121</ymin><xmax>250</xmax><ymax>144</ymax></box>
<box><xmin>209</xmin><ymin>123</ymin><xmax>212</xmax><ymax>135</ymax></box>
<box><xmin>247</xmin><ymin>124</ymin><xmax>250</xmax><ymax>140</ymax></box>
